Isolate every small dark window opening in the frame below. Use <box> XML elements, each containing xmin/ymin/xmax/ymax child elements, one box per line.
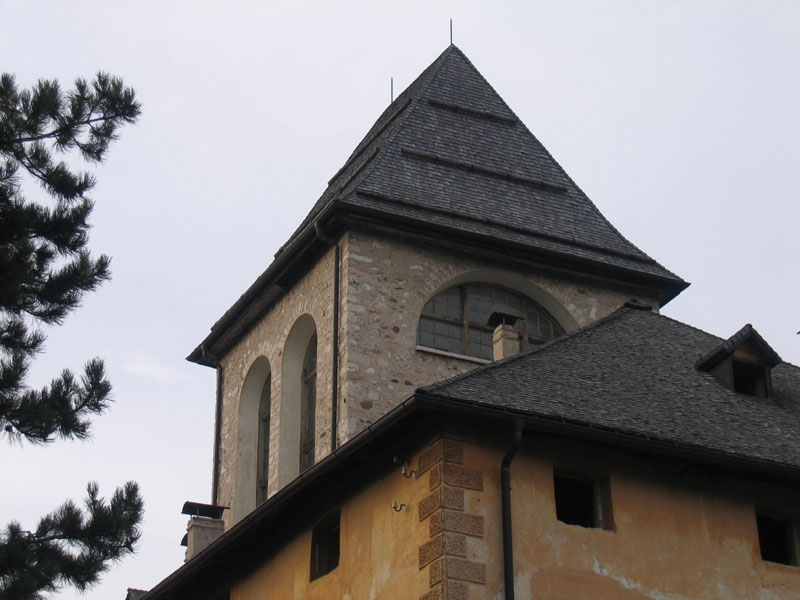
<box><xmin>310</xmin><ymin>510</ymin><xmax>340</xmax><ymax>581</ymax></box>
<box><xmin>554</xmin><ymin>474</ymin><xmax>596</xmax><ymax>527</ymax></box>
<box><xmin>733</xmin><ymin>360</ymin><xmax>768</xmax><ymax>398</ymax></box>
<box><xmin>553</xmin><ymin>472</ymin><xmax>612</xmax><ymax>529</ymax></box>
<box><xmin>756</xmin><ymin>512</ymin><xmax>796</xmax><ymax>566</ymax></box>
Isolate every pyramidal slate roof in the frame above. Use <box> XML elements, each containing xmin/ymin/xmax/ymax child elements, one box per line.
<box><xmin>419</xmin><ymin>306</ymin><xmax>800</xmax><ymax>473</ymax></box>
<box><xmin>190</xmin><ymin>46</ymin><xmax>687</xmax><ymax>365</ymax></box>
<box><xmin>278</xmin><ymin>45</ymin><xmax>685</xmax><ymax>292</ymax></box>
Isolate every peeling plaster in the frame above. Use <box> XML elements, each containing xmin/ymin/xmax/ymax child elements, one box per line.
<box><xmin>592</xmin><ymin>556</ymin><xmax>689</xmax><ymax>600</ymax></box>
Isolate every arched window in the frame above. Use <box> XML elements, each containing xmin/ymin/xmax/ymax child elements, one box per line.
<box><xmin>256</xmin><ymin>374</ymin><xmax>271</xmax><ymax>505</ymax></box>
<box><xmin>280</xmin><ymin>314</ymin><xmax>317</xmax><ymax>487</ymax></box>
<box><xmin>417</xmin><ymin>284</ymin><xmax>564</xmax><ymax>360</ymax></box>
<box><xmin>235</xmin><ymin>356</ymin><xmax>270</xmax><ymax>522</ymax></box>
<box><xmin>300</xmin><ymin>333</ymin><xmax>317</xmax><ymax>473</ymax></box>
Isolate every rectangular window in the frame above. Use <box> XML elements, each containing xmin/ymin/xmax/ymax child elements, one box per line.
<box><xmin>756</xmin><ymin>511</ymin><xmax>797</xmax><ymax>566</ymax></box>
<box><xmin>310</xmin><ymin>510</ymin><xmax>340</xmax><ymax>581</ymax></box>
<box><xmin>733</xmin><ymin>360</ymin><xmax>768</xmax><ymax>398</ymax></box>
<box><xmin>553</xmin><ymin>471</ymin><xmax>613</xmax><ymax>530</ymax></box>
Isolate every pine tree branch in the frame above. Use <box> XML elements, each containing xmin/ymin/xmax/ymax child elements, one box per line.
<box><xmin>0</xmin><ymin>357</ymin><xmax>112</xmax><ymax>443</ymax></box>
<box><xmin>0</xmin><ymin>482</ymin><xmax>143</xmax><ymax>598</ymax></box>
<box><xmin>0</xmin><ymin>71</ymin><xmax>141</xmax><ymax>598</ymax></box>
<box><xmin>12</xmin><ymin>112</ymin><xmax>133</xmax><ymax>145</ymax></box>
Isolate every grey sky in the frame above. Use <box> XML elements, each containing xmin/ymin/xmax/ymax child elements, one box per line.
<box><xmin>2</xmin><ymin>1</ymin><xmax>798</xmax><ymax>598</ymax></box>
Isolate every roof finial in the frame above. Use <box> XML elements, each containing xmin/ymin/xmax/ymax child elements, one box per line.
<box><xmin>450</xmin><ymin>19</ymin><xmax>453</xmax><ymax>45</ymax></box>
<box><xmin>390</xmin><ymin>77</ymin><xmax>394</xmax><ymax>103</ymax></box>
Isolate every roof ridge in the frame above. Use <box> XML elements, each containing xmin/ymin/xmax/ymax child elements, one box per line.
<box><xmin>449</xmin><ymin>48</ymin><xmax>678</xmax><ymax>272</ymax></box>
<box><xmin>273</xmin><ymin>46</ymin><xmax>458</xmax><ymax>259</ymax></box>
<box><xmin>420</xmin><ymin>305</ymin><xmax>638</xmax><ymax>394</ymax></box>
<box><xmin>353</xmin><ymin>46</ymin><xmax>684</xmax><ymax>288</ymax></box>
<box><xmin>464</xmin><ymin>56</ymin><xmax>662</xmax><ymax>266</ymax></box>
<box><xmin>333</xmin><ymin>46</ymin><xmax>458</xmax><ymax>206</ymax></box>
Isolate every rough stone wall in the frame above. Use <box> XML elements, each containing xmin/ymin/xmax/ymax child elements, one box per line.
<box><xmin>340</xmin><ymin>227</ymin><xmax>658</xmax><ymax>438</ymax></box>
<box><xmin>216</xmin><ymin>245</ymin><xmax>337</xmax><ymax>526</ymax></box>
<box><xmin>215</xmin><ymin>224</ymin><xmax>660</xmax><ymax>526</ymax></box>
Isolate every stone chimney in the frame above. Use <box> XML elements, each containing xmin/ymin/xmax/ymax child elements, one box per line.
<box><xmin>180</xmin><ymin>501</ymin><xmax>227</xmax><ymax>561</ymax></box>
<box><xmin>184</xmin><ymin>515</ymin><xmax>224</xmax><ymax>561</ymax></box>
<box><xmin>492</xmin><ymin>323</ymin><xmax>520</xmax><ymax>360</ymax></box>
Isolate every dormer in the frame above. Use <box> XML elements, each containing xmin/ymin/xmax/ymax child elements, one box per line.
<box><xmin>696</xmin><ymin>324</ymin><xmax>782</xmax><ymax>398</ymax></box>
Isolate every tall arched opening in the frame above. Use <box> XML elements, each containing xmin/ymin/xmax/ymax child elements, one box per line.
<box><xmin>234</xmin><ymin>356</ymin><xmax>271</xmax><ymax>522</ymax></box>
<box><xmin>280</xmin><ymin>314</ymin><xmax>318</xmax><ymax>486</ymax></box>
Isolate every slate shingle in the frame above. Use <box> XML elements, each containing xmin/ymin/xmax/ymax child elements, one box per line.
<box><xmin>422</xmin><ymin>307</ymin><xmax>800</xmax><ymax>470</ymax></box>
<box><xmin>190</xmin><ymin>45</ymin><xmax>688</xmax><ymax>364</ymax></box>
<box><xmin>278</xmin><ymin>45</ymin><xmax>686</xmax><ymax>290</ymax></box>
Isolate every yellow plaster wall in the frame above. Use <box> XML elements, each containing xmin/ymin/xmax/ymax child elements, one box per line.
<box><xmin>465</xmin><ymin>436</ymin><xmax>800</xmax><ymax>599</ymax></box>
<box><xmin>230</xmin><ymin>444</ymin><xmax>431</xmax><ymax>600</ymax></box>
<box><xmin>228</xmin><ymin>432</ymin><xmax>800</xmax><ymax>599</ymax></box>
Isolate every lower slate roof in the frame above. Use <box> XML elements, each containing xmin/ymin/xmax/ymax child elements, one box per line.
<box><xmin>421</xmin><ymin>305</ymin><xmax>800</xmax><ymax>471</ymax></box>
<box><xmin>148</xmin><ymin>307</ymin><xmax>800</xmax><ymax>600</ymax></box>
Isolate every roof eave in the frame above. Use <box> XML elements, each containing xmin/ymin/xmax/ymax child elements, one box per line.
<box><xmin>188</xmin><ymin>193</ymin><xmax>688</xmax><ymax>367</ymax></box>
<box><xmin>339</xmin><ymin>203</ymin><xmax>689</xmax><ymax>303</ymax></box>
<box><xmin>187</xmin><ymin>202</ymin><xmax>341</xmax><ymax>367</ymax></box>
<box><xmin>413</xmin><ymin>390</ymin><xmax>800</xmax><ymax>483</ymax></box>
<box><xmin>141</xmin><ymin>395</ymin><xmax>427</xmax><ymax>600</ymax></box>
<box><xmin>142</xmin><ymin>389</ymin><xmax>800</xmax><ymax>599</ymax></box>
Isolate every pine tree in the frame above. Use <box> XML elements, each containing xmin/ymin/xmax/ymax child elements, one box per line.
<box><xmin>0</xmin><ymin>73</ymin><xmax>144</xmax><ymax>599</ymax></box>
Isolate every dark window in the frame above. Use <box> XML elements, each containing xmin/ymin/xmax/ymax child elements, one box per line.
<box><xmin>756</xmin><ymin>512</ymin><xmax>796</xmax><ymax>565</ymax></box>
<box><xmin>553</xmin><ymin>472</ymin><xmax>613</xmax><ymax>530</ymax></box>
<box><xmin>733</xmin><ymin>360</ymin><xmax>768</xmax><ymax>398</ymax></box>
<box><xmin>310</xmin><ymin>510</ymin><xmax>340</xmax><ymax>581</ymax></box>
<box><xmin>256</xmin><ymin>375</ymin><xmax>271</xmax><ymax>505</ymax></box>
<box><xmin>300</xmin><ymin>333</ymin><xmax>317</xmax><ymax>473</ymax></box>
<box><xmin>417</xmin><ymin>284</ymin><xmax>563</xmax><ymax>359</ymax></box>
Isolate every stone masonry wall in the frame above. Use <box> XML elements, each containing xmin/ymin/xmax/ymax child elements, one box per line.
<box><xmin>340</xmin><ymin>227</ymin><xmax>658</xmax><ymax>438</ymax></box>
<box><xmin>216</xmin><ymin>244</ymin><xmax>338</xmax><ymax>526</ymax></box>
<box><xmin>215</xmin><ymin>225</ymin><xmax>659</xmax><ymax>527</ymax></box>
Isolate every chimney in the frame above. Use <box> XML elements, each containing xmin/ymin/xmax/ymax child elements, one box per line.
<box><xmin>180</xmin><ymin>501</ymin><xmax>227</xmax><ymax>561</ymax></box>
<box><xmin>184</xmin><ymin>516</ymin><xmax>224</xmax><ymax>561</ymax></box>
<box><xmin>492</xmin><ymin>323</ymin><xmax>520</xmax><ymax>360</ymax></box>
<box><xmin>488</xmin><ymin>313</ymin><xmax>521</xmax><ymax>360</ymax></box>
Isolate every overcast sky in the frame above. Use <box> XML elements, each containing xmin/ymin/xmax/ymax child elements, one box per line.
<box><xmin>2</xmin><ymin>1</ymin><xmax>799</xmax><ymax>598</ymax></box>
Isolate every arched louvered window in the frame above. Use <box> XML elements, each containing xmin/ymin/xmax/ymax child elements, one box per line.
<box><xmin>417</xmin><ymin>284</ymin><xmax>564</xmax><ymax>360</ymax></box>
<box><xmin>256</xmin><ymin>375</ymin><xmax>271</xmax><ymax>505</ymax></box>
<box><xmin>300</xmin><ymin>333</ymin><xmax>317</xmax><ymax>473</ymax></box>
